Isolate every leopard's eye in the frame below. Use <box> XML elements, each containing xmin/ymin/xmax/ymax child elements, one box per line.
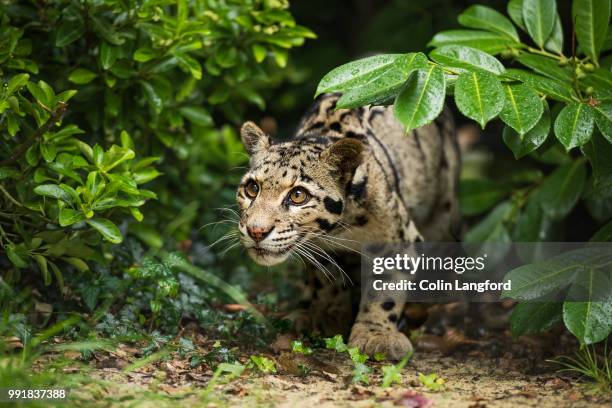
<box><xmin>289</xmin><ymin>187</ymin><xmax>310</xmax><ymax>205</ymax></box>
<box><xmin>244</xmin><ymin>180</ymin><xmax>259</xmax><ymax>198</ymax></box>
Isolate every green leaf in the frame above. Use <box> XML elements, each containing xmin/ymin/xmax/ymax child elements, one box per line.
<box><xmin>100</xmin><ymin>42</ymin><xmax>118</xmax><ymax>70</ymax></box>
<box><xmin>515</xmin><ymin>53</ymin><xmax>572</xmax><ymax>83</ymax></box>
<box><xmin>563</xmin><ymin>268</ymin><xmax>612</xmax><ymax>344</ymax></box>
<box><xmin>393</xmin><ymin>65</ymin><xmax>446</xmax><ymax>131</ymax></box>
<box><xmin>33</xmin><ymin>254</ymin><xmax>51</xmax><ymax>285</ymax></box>
<box><xmin>90</xmin><ymin>15</ymin><xmax>124</xmax><ymax>45</ymax></box>
<box><xmin>26</xmin><ymin>82</ymin><xmax>51</xmax><ymax>107</ymax></box>
<box><xmin>544</xmin><ymin>13</ymin><xmax>564</xmax><ymax>54</ymax></box>
<box><xmin>55</xmin><ymin>7</ymin><xmax>85</xmax><ymax>47</ymax></box>
<box><xmin>510</xmin><ymin>302</ymin><xmax>562</xmax><ymax>336</ymax></box>
<box><xmin>502</xmin><ymin>69</ymin><xmax>575</xmax><ymax>102</ymax></box>
<box><xmin>507</xmin><ymin>0</ymin><xmax>526</xmax><ymax>31</ymax></box>
<box><xmin>428</xmin><ymin>30</ymin><xmax>516</xmax><ymax>55</ymax></box>
<box><xmin>457</xmin><ymin>5</ymin><xmax>519</xmax><ymax>42</ymax></box>
<box><xmin>539</xmin><ymin>160</ymin><xmax>587</xmax><ymax>218</ymax></box>
<box><xmin>593</xmin><ymin>101</ymin><xmax>612</xmax><ymax>143</ymax></box>
<box><xmin>591</xmin><ymin>220</ymin><xmax>612</xmax><ymax>241</ymax></box>
<box><xmin>59</xmin><ymin>208</ymin><xmax>85</xmax><ymax>226</ymax></box>
<box><xmin>582</xmin><ymin>68</ymin><xmax>612</xmax><ymax>100</ymax></box>
<box><xmin>6</xmin><ymin>244</ymin><xmax>29</xmax><ymax>268</ymax></box>
<box><xmin>454</xmin><ymin>70</ymin><xmax>504</xmax><ymax>128</ymax></box>
<box><xmin>554</xmin><ymin>103</ymin><xmax>595</xmax><ymax>150</ymax></box>
<box><xmin>316</xmin><ymin>54</ymin><xmax>410</xmax><ymax>96</ymax></box>
<box><xmin>34</xmin><ymin>184</ymin><xmax>73</xmax><ymax>203</ymax></box>
<box><xmin>101</xmin><ymin>145</ymin><xmax>135</xmax><ymax>172</ymax></box>
<box><xmin>179</xmin><ymin>106</ymin><xmax>213</xmax><ymax>126</ymax></box>
<box><xmin>251</xmin><ymin>44</ymin><xmax>267</xmax><ymax>63</ymax></box>
<box><xmin>140</xmin><ymin>81</ymin><xmax>163</xmax><ymax>113</ymax></box>
<box><xmin>502</xmin><ymin>101</ymin><xmax>551</xmax><ymax>159</ymax></box>
<box><xmin>134</xmin><ymin>47</ymin><xmax>157</xmax><ymax>62</ymax></box>
<box><xmin>68</xmin><ymin>68</ymin><xmax>97</xmax><ymax>85</ymax></box>
<box><xmin>459</xmin><ymin>179</ymin><xmax>509</xmax><ymax>216</ymax></box>
<box><xmin>464</xmin><ymin>201</ymin><xmax>513</xmax><ymax>243</ymax></box>
<box><xmin>499</xmin><ymin>83</ymin><xmax>543</xmax><ymax>135</ymax></box>
<box><xmin>86</xmin><ymin>218</ymin><xmax>123</xmax><ymax>244</ymax></box>
<box><xmin>429</xmin><ymin>45</ymin><xmax>505</xmax><ymax>75</ymax></box>
<box><xmin>522</xmin><ymin>0</ymin><xmax>556</xmax><ymax>47</ymax></box>
<box><xmin>572</xmin><ymin>0</ymin><xmax>611</xmax><ymax>64</ymax></box>
<box><xmin>7</xmin><ymin>73</ymin><xmax>29</xmax><ymax>95</ymax></box>
<box><xmin>336</xmin><ymin>53</ymin><xmax>428</xmax><ymax>109</ymax></box>
<box><xmin>175</xmin><ymin>53</ymin><xmax>202</xmax><ymax>79</ymax></box>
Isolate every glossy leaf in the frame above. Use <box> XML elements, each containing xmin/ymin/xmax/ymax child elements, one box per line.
<box><xmin>510</xmin><ymin>302</ymin><xmax>562</xmax><ymax>336</ymax></box>
<box><xmin>429</xmin><ymin>45</ymin><xmax>505</xmax><ymax>74</ymax></box>
<box><xmin>59</xmin><ymin>208</ymin><xmax>85</xmax><ymax>227</ymax></box>
<box><xmin>544</xmin><ymin>13</ymin><xmax>564</xmax><ymax>54</ymax></box>
<box><xmin>502</xmin><ymin>69</ymin><xmax>575</xmax><ymax>102</ymax></box>
<box><xmin>593</xmin><ymin>102</ymin><xmax>612</xmax><ymax>144</ymax></box>
<box><xmin>539</xmin><ymin>160</ymin><xmax>587</xmax><ymax>219</ymax></box>
<box><xmin>454</xmin><ymin>70</ymin><xmax>504</xmax><ymax>128</ymax></box>
<box><xmin>336</xmin><ymin>53</ymin><xmax>428</xmax><ymax>109</ymax></box>
<box><xmin>515</xmin><ymin>53</ymin><xmax>573</xmax><ymax>83</ymax></box>
<box><xmin>393</xmin><ymin>65</ymin><xmax>446</xmax><ymax>131</ymax></box>
<box><xmin>563</xmin><ymin>268</ymin><xmax>612</xmax><ymax>344</ymax></box>
<box><xmin>86</xmin><ymin>218</ymin><xmax>123</xmax><ymax>244</ymax></box>
<box><xmin>34</xmin><ymin>184</ymin><xmax>73</xmax><ymax>203</ymax></box>
<box><xmin>502</xmin><ymin>101</ymin><xmax>551</xmax><ymax>158</ymax></box>
<box><xmin>572</xmin><ymin>0</ymin><xmax>611</xmax><ymax>64</ymax></box>
<box><xmin>507</xmin><ymin>0</ymin><xmax>526</xmax><ymax>31</ymax></box>
<box><xmin>68</xmin><ymin>68</ymin><xmax>97</xmax><ymax>84</ymax></box>
<box><xmin>554</xmin><ymin>103</ymin><xmax>595</xmax><ymax>150</ymax></box>
<box><xmin>316</xmin><ymin>54</ymin><xmax>407</xmax><ymax>96</ymax></box>
<box><xmin>522</xmin><ymin>0</ymin><xmax>556</xmax><ymax>47</ymax></box>
<box><xmin>499</xmin><ymin>83</ymin><xmax>543</xmax><ymax>135</ymax></box>
<box><xmin>428</xmin><ymin>30</ymin><xmax>516</xmax><ymax>55</ymax></box>
<box><xmin>457</xmin><ymin>5</ymin><xmax>519</xmax><ymax>42</ymax></box>
<box><xmin>100</xmin><ymin>42</ymin><xmax>118</xmax><ymax>70</ymax></box>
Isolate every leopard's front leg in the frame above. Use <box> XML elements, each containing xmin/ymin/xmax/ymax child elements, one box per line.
<box><xmin>349</xmin><ymin>293</ymin><xmax>412</xmax><ymax>361</ymax></box>
<box><xmin>349</xmin><ymin>222</ymin><xmax>422</xmax><ymax>361</ymax></box>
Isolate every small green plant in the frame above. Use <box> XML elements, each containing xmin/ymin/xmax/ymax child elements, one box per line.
<box><xmin>381</xmin><ymin>349</ymin><xmax>414</xmax><ymax>388</ymax></box>
<box><xmin>248</xmin><ymin>355</ymin><xmax>277</xmax><ymax>374</ymax></box>
<box><xmin>291</xmin><ymin>340</ymin><xmax>313</xmax><ymax>355</ymax></box>
<box><xmin>324</xmin><ymin>334</ymin><xmax>348</xmax><ymax>353</ymax></box>
<box><xmin>418</xmin><ymin>372</ymin><xmax>445</xmax><ymax>392</ymax></box>
<box><xmin>551</xmin><ymin>345</ymin><xmax>612</xmax><ymax>393</ymax></box>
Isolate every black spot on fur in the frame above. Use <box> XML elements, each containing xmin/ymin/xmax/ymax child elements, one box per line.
<box><xmin>362</xmin><ymin>305</ymin><xmax>370</xmax><ymax>313</ymax></box>
<box><xmin>382</xmin><ymin>301</ymin><xmax>395</xmax><ymax>311</ymax></box>
<box><xmin>329</xmin><ymin>122</ymin><xmax>341</xmax><ymax>132</ymax></box>
<box><xmin>282</xmin><ymin>170</ymin><xmax>287</xmax><ymax>177</ymax></box>
<box><xmin>415</xmin><ymin>236</ymin><xmax>423</xmax><ymax>243</ymax></box>
<box><xmin>323</xmin><ymin>197</ymin><xmax>343</xmax><ymax>215</ymax></box>
<box><xmin>388</xmin><ymin>313</ymin><xmax>398</xmax><ymax>323</ymax></box>
<box><xmin>314</xmin><ymin>276</ymin><xmax>323</xmax><ymax>289</ymax></box>
<box><xmin>315</xmin><ymin>218</ymin><xmax>335</xmax><ymax>232</ymax></box>
<box><xmin>347</xmin><ymin>176</ymin><xmax>368</xmax><ymax>200</ymax></box>
<box><xmin>355</xmin><ymin>216</ymin><xmax>368</xmax><ymax>226</ymax></box>
<box><xmin>443</xmin><ymin>201</ymin><xmax>452</xmax><ymax>211</ymax></box>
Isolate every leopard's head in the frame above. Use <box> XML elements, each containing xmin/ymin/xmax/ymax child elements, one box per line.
<box><xmin>236</xmin><ymin>122</ymin><xmax>363</xmax><ymax>266</ymax></box>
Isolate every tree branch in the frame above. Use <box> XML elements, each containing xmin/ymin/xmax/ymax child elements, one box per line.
<box><xmin>0</xmin><ymin>101</ymin><xmax>68</xmax><ymax>167</ymax></box>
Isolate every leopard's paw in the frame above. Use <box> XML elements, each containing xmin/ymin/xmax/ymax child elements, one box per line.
<box><xmin>348</xmin><ymin>323</ymin><xmax>413</xmax><ymax>361</ymax></box>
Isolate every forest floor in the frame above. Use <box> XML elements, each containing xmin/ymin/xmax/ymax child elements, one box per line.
<box><xmin>29</xmin><ymin>304</ymin><xmax>611</xmax><ymax>407</ymax></box>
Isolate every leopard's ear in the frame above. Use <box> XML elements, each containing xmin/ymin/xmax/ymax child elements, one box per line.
<box><xmin>240</xmin><ymin>121</ymin><xmax>271</xmax><ymax>155</ymax></box>
<box><xmin>321</xmin><ymin>138</ymin><xmax>363</xmax><ymax>179</ymax></box>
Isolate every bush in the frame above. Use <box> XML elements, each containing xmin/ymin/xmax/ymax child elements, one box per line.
<box><xmin>316</xmin><ymin>0</ymin><xmax>611</xmax><ymax>345</ymax></box>
<box><xmin>1</xmin><ymin>1</ymin><xmax>312</xmax><ymax>332</ymax></box>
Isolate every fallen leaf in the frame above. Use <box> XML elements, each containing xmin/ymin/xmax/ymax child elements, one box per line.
<box><xmin>395</xmin><ymin>390</ymin><xmax>433</xmax><ymax>407</ymax></box>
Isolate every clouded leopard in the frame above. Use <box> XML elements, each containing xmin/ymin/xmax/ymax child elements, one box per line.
<box><xmin>236</xmin><ymin>93</ymin><xmax>460</xmax><ymax>360</ymax></box>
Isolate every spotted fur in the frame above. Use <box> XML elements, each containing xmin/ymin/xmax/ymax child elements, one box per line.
<box><xmin>236</xmin><ymin>93</ymin><xmax>460</xmax><ymax>360</ymax></box>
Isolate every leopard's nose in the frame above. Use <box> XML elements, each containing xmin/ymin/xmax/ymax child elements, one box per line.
<box><xmin>247</xmin><ymin>225</ymin><xmax>274</xmax><ymax>242</ymax></box>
